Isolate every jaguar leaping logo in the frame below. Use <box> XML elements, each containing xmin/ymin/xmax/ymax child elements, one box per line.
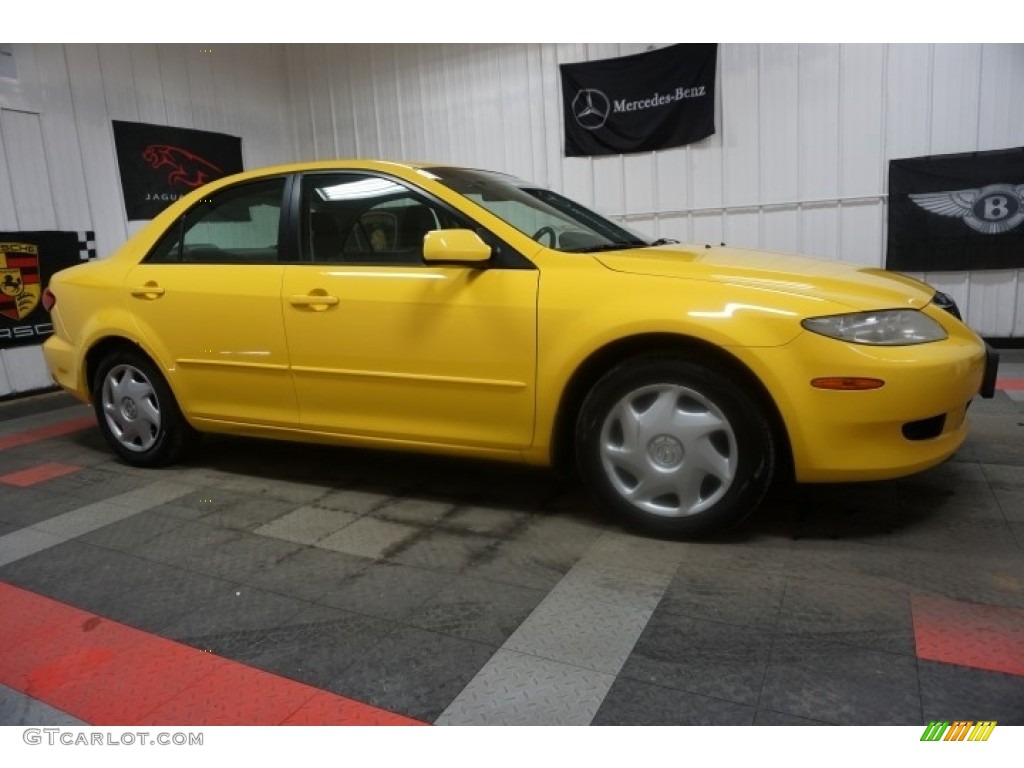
<box><xmin>142</xmin><ymin>144</ymin><xmax>224</xmax><ymax>189</ymax></box>
<box><xmin>572</xmin><ymin>89</ymin><xmax>611</xmax><ymax>131</ymax></box>
<box><xmin>910</xmin><ymin>183</ymin><xmax>1024</xmax><ymax>235</ymax></box>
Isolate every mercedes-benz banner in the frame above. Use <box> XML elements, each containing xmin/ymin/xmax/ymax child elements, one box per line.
<box><xmin>560</xmin><ymin>44</ymin><xmax>717</xmax><ymax>157</ymax></box>
<box><xmin>887</xmin><ymin>146</ymin><xmax>1024</xmax><ymax>271</ymax></box>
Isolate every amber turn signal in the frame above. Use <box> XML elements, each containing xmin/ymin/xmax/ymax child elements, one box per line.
<box><xmin>811</xmin><ymin>377</ymin><xmax>885</xmax><ymax>390</ymax></box>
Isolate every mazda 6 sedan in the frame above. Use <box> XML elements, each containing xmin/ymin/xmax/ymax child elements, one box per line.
<box><xmin>42</xmin><ymin>160</ymin><xmax>999</xmax><ymax>536</ymax></box>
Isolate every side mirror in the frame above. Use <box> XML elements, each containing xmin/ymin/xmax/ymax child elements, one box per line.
<box><xmin>423</xmin><ymin>229</ymin><xmax>491</xmax><ymax>265</ymax></box>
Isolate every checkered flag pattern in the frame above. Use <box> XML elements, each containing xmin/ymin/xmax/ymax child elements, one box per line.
<box><xmin>77</xmin><ymin>231</ymin><xmax>97</xmax><ymax>261</ymax></box>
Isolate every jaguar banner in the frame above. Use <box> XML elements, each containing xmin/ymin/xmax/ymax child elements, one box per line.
<box><xmin>0</xmin><ymin>230</ymin><xmax>95</xmax><ymax>349</ymax></box>
<box><xmin>560</xmin><ymin>43</ymin><xmax>717</xmax><ymax>157</ymax></box>
<box><xmin>886</xmin><ymin>146</ymin><xmax>1024</xmax><ymax>271</ymax></box>
<box><xmin>113</xmin><ymin>120</ymin><xmax>243</xmax><ymax>220</ymax></box>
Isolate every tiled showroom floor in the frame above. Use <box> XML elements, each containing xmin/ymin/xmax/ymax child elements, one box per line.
<box><xmin>1</xmin><ymin>352</ymin><xmax>1023</xmax><ymax>726</ymax></box>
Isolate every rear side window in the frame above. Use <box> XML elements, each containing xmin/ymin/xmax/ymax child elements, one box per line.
<box><xmin>147</xmin><ymin>178</ymin><xmax>286</xmax><ymax>264</ymax></box>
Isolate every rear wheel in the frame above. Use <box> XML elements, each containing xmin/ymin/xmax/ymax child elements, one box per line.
<box><xmin>575</xmin><ymin>357</ymin><xmax>775</xmax><ymax>537</ymax></box>
<box><xmin>92</xmin><ymin>349</ymin><xmax>194</xmax><ymax>467</ymax></box>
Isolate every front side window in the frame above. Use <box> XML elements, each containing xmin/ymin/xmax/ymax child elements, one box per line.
<box><xmin>424</xmin><ymin>166</ymin><xmax>652</xmax><ymax>253</ymax></box>
<box><xmin>302</xmin><ymin>173</ymin><xmax>464</xmax><ymax>264</ymax></box>
<box><xmin>148</xmin><ymin>178</ymin><xmax>286</xmax><ymax>264</ymax></box>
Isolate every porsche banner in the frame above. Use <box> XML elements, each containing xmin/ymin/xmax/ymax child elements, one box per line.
<box><xmin>113</xmin><ymin>120</ymin><xmax>243</xmax><ymax>220</ymax></box>
<box><xmin>560</xmin><ymin>44</ymin><xmax>717</xmax><ymax>157</ymax></box>
<box><xmin>0</xmin><ymin>231</ymin><xmax>96</xmax><ymax>350</ymax></box>
<box><xmin>886</xmin><ymin>146</ymin><xmax>1024</xmax><ymax>271</ymax></box>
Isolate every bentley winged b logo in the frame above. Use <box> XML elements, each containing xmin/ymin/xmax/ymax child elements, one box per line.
<box><xmin>572</xmin><ymin>89</ymin><xmax>611</xmax><ymax>131</ymax></box>
<box><xmin>909</xmin><ymin>183</ymin><xmax>1024</xmax><ymax>235</ymax></box>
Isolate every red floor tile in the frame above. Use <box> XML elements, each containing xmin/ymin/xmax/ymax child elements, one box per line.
<box><xmin>0</xmin><ymin>415</ymin><xmax>96</xmax><ymax>451</ymax></box>
<box><xmin>996</xmin><ymin>378</ymin><xmax>1024</xmax><ymax>391</ymax></box>
<box><xmin>0</xmin><ymin>462</ymin><xmax>81</xmax><ymax>487</ymax></box>
<box><xmin>912</xmin><ymin>594</ymin><xmax>1024</xmax><ymax>677</ymax></box>
<box><xmin>0</xmin><ymin>582</ymin><xmax>426</xmax><ymax>726</ymax></box>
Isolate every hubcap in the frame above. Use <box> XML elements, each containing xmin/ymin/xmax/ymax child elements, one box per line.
<box><xmin>599</xmin><ymin>384</ymin><xmax>737</xmax><ymax>517</ymax></box>
<box><xmin>101</xmin><ymin>364</ymin><xmax>161</xmax><ymax>453</ymax></box>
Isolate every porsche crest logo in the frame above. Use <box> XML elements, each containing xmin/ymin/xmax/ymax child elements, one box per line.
<box><xmin>0</xmin><ymin>242</ymin><xmax>41</xmax><ymax>322</ymax></box>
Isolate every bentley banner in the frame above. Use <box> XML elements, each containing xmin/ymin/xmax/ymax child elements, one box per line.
<box><xmin>560</xmin><ymin>43</ymin><xmax>717</xmax><ymax>157</ymax></box>
<box><xmin>113</xmin><ymin>120</ymin><xmax>243</xmax><ymax>220</ymax></box>
<box><xmin>1</xmin><ymin>231</ymin><xmax>96</xmax><ymax>349</ymax></box>
<box><xmin>886</xmin><ymin>146</ymin><xmax>1024</xmax><ymax>271</ymax></box>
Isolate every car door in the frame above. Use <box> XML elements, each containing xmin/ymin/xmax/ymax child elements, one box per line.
<box><xmin>281</xmin><ymin>172</ymin><xmax>538</xmax><ymax>450</ymax></box>
<box><xmin>125</xmin><ymin>176</ymin><xmax>298</xmax><ymax>426</ymax></box>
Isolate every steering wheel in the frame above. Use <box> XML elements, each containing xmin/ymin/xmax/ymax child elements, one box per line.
<box><xmin>532</xmin><ymin>226</ymin><xmax>557</xmax><ymax>247</ymax></box>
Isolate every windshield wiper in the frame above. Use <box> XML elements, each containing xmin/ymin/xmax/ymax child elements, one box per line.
<box><xmin>566</xmin><ymin>240</ymin><xmax>647</xmax><ymax>253</ymax></box>
<box><xmin>647</xmin><ymin>238</ymin><xmax>679</xmax><ymax>246</ymax></box>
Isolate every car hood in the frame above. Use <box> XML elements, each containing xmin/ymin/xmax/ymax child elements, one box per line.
<box><xmin>594</xmin><ymin>245</ymin><xmax>935</xmax><ymax>311</ymax></box>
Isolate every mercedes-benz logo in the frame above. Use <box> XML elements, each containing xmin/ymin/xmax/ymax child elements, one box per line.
<box><xmin>571</xmin><ymin>89</ymin><xmax>611</xmax><ymax>131</ymax></box>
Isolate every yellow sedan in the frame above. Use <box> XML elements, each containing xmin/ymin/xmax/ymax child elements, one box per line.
<box><xmin>42</xmin><ymin>161</ymin><xmax>998</xmax><ymax>536</ymax></box>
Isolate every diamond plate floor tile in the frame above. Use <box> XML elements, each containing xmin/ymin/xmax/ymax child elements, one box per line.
<box><xmin>504</xmin><ymin>592</ymin><xmax>652</xmax><ymax>675</ymax></box>
<box><xmin>245</xmin><ymin>546</ymin><xmax>370</xmax><ymax>604</ymax></box>
<box><xmin>371</xmin><ymin>497</ymin><xmax>455</xmax><ymax>526</ymax></box>
<box><xmin>592</xmin><ymin>677</ymin><xmax>755</xmax><ymax>725</ymax></box>
<box><xmin>753</xmin><ymin>708</ymin><xmax>830</xmax><ymax>725</ymax></box>
<box><xmin>384</xmin><ymin>529</ymin><xmax>502</xmax><ymax>573</ymax></box>
<box><xmin>0</xmin><ymin>487</ymin><xmax>108</xmax><ymax>528</ymax></box>
<box><xmin>35</xmin><ymin>466</ymin><xmax>152</xmax><ymax>501</ymax></box>
<box><xmin>437</xmin><ymin>650</ymin><xmax>614</xmax><ymax>726</ymax></box>
<box><xmin>158</xmin><ymin>584</ymin><xmax>314</xmax><ymax>642</ymax></box>
<box><xmin>77</xmin><ymin>510</ymin><xmax>188</xmax><ymax>553</ymax></box>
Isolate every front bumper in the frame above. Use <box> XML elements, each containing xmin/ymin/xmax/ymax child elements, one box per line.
<box><xmin>739</xmin><ymin>327</ymin><xmax>990</xmax><ymax>483</ymax></box>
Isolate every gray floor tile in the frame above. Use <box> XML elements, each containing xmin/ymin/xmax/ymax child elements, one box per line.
<box><xmin>0</xmin><ymin>527</ymin><xmax>69</xmax><ymax>568</ymax></box>
<box><xmin>777</xmin><ymin>578</ymin><xmax>915</xmax><ymax>656</ymax></box>
<box><xmin>0</xmin><ymin>683</ymin><xmax>86</xmax><ymax>726</ymax></box>
<box><xmin>245</xmin><ymin>545</ymin><xmax>370</xmax><ymax>604</ymax></box>
<box><xmin>159</xmin><ymin>583</ymin><xmax>314</xmax><ymax>641</ymax></box>
<box><xmin>317</xmin><ymin>517</ymin><xmax>419</xmax><ymax>559</ymax></box>
<box><xmin>77</xmin><ymin>510</ymin><xmax>188</xmax><ymax>553</ymax></box>
<box><xmin>592</xmin><ymin>677</ymin><xmax>755</xmax><ymax>725</ymax></box>
<box><xmin>660</xmin><ymin>566</ymin><xmax>786</xmax><ymax>628</ymax></box>
<box><xmin>618</xmin><ymin>612</ymin><xmax>774</xmax><ymax>706</ymax></box>
<box><xmin>384</xmin><ymin>529</ymin><xmax>502</xmax><ymax>573</ymax></box>
<box><xmin>406</xmin><ymin>576</ymin><xmax>546</xmax><ymax>645</ymax></box>
<box><xmin>0</xmin><ymin>487</ymin><xmax>94</xmax><ymax>527</ymax></box>
<box><xmin>316</xmin><ymin>561</ymin><xmax>456</xmax><ymax>620</ymax></box>
<box><xmin>918</xmin><ymin>661</ymin><xmax>1024</xmax><ymax>725</ymax></box>
<box><xmin>437</xmin><ymin>649</ymin><xmax>614</xmax><ymax>726</ymax></box>
<box><xmin>226</xmin><ymin>604</ymin><xmax>396</xmax><ymax>689</ymax></box>
<box><xmin>372</xmin><ymin>497</ymin><xmax>456</xmax><ymax>526</ymax></box>
<box><xmin>759</xmin><ymin>636</ymin><xmax>921</xmax><ymax>725</ymax></box>
<box><xmin>753</xmin><ymin>708</ymin><xmax>830</xmax><ymax>725</ymax></box>
<box><xmin>40</xmin><ymin>467</ymin><xmax>153</xmax><ymax>501</ymax></box>
<box><xmin>328</xmin><ymin>625</ymin><xmax>496</xmax><ymax>722</ymax></box>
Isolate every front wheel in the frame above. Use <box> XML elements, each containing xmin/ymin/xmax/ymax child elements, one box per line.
<box><xmin>92</xmin><ymin>349</ymin><xmax>195</xmax><ymax>467</ymax></box>
<box><xmin>575</xmin><ymin>357</ymin><xmax>775</xmax><ymax>537</ymax></box>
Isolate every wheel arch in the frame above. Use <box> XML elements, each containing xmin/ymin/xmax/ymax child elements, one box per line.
<box><xmin>550</xmin><ymin>333</ymin><xmax>794</xmax><ymax>481</ymax></box>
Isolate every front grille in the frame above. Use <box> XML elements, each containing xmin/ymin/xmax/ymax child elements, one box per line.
<box><xmin>932</xmin><ymin>291</ymin><xmax>962</xmax><ymax>321</ymax></box>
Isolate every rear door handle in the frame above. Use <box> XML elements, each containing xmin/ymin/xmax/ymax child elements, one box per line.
<box><xmin>130</xmin><ymin>283</ymin><xmax>165</xmax><ymax>298</ymax></box>
<box><xmin>289</xmin><ymin>293</ymin><xmax>340</xmax><ymax>308</ymax></box>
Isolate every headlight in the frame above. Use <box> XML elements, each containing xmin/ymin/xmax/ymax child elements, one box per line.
<box><xmin>801</xmin><ymin>309</ymin><xmax>947</xmax><ymax>345</ymax></box>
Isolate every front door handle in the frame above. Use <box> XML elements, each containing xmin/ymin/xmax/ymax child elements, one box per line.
<box><xmin>289</xmin><ymin>293</ymin><xmax>340</xmax><ymax>308</ymax></box>
<box><xmin>130</xmin><ymin>282</ymin><xmax>165</xmax><ymax>299</ymax></box>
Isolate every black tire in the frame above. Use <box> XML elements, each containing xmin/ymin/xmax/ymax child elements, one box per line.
<box><xmin>92</xmin><ymin>348</ymin><xmax>195</xmax><ymax>467</ymax></box>
<box><xmin>575</xmin><ymin>356</ymin><xmax>775</xmax><ymax>537</ymax></box>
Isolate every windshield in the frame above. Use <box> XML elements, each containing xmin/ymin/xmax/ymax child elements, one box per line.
<box><xmin>422</xmin><ymin>166</ymin><xmax>652</xmax><ymax>253</ymax></box>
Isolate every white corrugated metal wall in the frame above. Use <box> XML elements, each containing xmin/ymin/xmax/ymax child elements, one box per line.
<box><xmin>2</xmin><ymin>42</ymin><xmax>1022</xmax><ymax>398</ymax></box>
<box><xmin>0</xmin><ymin>43</ymin><xmax>298</xmax><ymax>396</ymax></box>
